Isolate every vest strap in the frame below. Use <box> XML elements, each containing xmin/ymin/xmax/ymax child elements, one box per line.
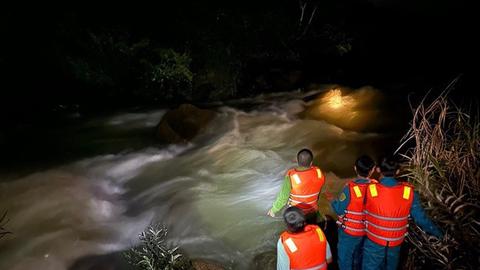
<box><xmin>337</xmin><ymin>221</ymin><xmax>365</xmax><ymax>232</ymax></box>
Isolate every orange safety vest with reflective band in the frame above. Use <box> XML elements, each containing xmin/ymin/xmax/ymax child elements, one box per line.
<box><xmin>337</xmin><ymin>179</ymin><xmax>377</xmax><ymax>236</ymax></box>
<box><xmin>364</xmin><ymin>182</ymin><xmax>414</xmax><ymax>247</ymax></box>
<box><xmin>281</xmin><ymin>224</ymin><xmax>328</xmax><ymax>270</ymax></box>
<box><xmin>287</xmin><ymin>166</ymin><xmax>325</xmax><ymax>214</ymax></box>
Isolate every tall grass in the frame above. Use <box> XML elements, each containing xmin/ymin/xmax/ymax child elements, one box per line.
<box><xmin>396</xmin><ymin>83</ymin><xmax>480</xmax><ymax>269</ymax></box>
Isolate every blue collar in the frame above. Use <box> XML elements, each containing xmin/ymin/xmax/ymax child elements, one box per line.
<box><xmin>379</xmin><ymin>177</ymin><xmax>399</xmax><ymax>187</ymax></box>
<box><xmin>353</xmin><ymin>178</ymin><xmax>370</xmax><ymax>184</ymax></box>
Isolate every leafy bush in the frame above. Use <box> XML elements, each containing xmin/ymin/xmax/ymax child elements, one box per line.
<box><xmin>397</xmin><ymin>83</ymin><xmax>480</xmax><ymax>269</ymax></box>
<box><xmin>124</xmin><ymin>224</ymin><xmax>192</xmax><ymax>270</ymax></box>
<box><xmin>143</xmin><ymin>49</ymin><xmax>193</xmax><ymax>101</ymax></box>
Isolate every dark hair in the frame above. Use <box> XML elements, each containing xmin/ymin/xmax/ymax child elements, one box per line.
<box><xmin>378</xmin><ymin>156</ymin><xmax>399</xmax><ymax>177</ymax></box>
<box><xmin>297</xmin><ymin>148</ymin><xmax>313</xmax><ymax>167</ymax></box>
<box><xmin>355</xmin><ymin>155</ymin><xmax>375</xmax><ymax>177</ymax></box>
<box><xmin>283</xmin><ymin>207</ymin><xmax>306</xmax><ymax>233</ymax></box>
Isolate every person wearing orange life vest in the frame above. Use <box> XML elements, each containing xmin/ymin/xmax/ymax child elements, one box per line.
<box><xmin>277</xmin><ymin>206</ymin><xmax>333</xmax><ymax>270</ymax></box>
<box><xmin>268</xmin><ymin>148</ymin><xmax>326</xmax><ymax>223</ymax></box>
<box><xmin>329</xmin><ymin>155</ymin><xmax>376</xmax><ymax>270</ymax></box>
<box><xmin>362</xmin><ymin>156</ymin><xmax>443</xmax><ymax>270</ymax></box>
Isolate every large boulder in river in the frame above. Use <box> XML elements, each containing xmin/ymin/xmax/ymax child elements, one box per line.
<box><xmin>155</xmin><ymin>104</ymin><xmax>216</xmax><ymax>143</ymax></box>
<box><xmin>251</xmin><ymin>250</ymin><xmax>276</xmax><ymax>270</ymax></box>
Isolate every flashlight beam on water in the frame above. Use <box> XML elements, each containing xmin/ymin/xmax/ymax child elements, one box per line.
<box><xmin>325</xmin><ymin>89</ymin><xmax>344</xmax><ymax>109</ymax></box>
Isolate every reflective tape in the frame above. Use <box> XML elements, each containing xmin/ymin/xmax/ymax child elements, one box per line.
<box><xmin>365</xmin><ymin>221</ymin><xmax>408</xmax><ymax>231</ymax></box>
<box><xmin>364</xmin><ymin>210</ymin><xmax>409</xmax><ymax>221</ymax></box>
<box><xmin>285</xmin><ymin>238</ymin><xmax>298</xmax><ymax>253</ymax></box>
<box><xmin>342</xmin><ymin>218</ymin><xmax>364</xmax><ymax>224</ymax></box>
<box><xmin>290</xmin><ymin>192</ymin><xmax>319</xmax><ymax>198</ymax></box>
<box><xmin>369</xmin><ymin>184</ymin><xmax>378</xmax><ymax>197</ymax></box>
<box><xmin>316</xmin><ymin>168</ymin><xmax>323</xmax><ymax>179</ymax></box>
<box><xmin>345</xmin><ymin>210</ymin><xmax>364</xmax><ymax>215</ymax></box>
<box><xmin>292</xmin><ymin>174</ymin><xmax>301</xmax><ymax>184</ymax></box>
<box><xmin>316</xmin><ymin>228</ymin><xmax>325</xmax><ymax>242</ymax></box>
<box><xmin>353</xmin><ymin>185</ymin><xmax>362</xmax><ymax>198</ymax></box>
<box><xmin>289</xmin><ymin>198</ymin><xmax>317</xmax><ymax>205</ymax></box>
<box><xmin>366</xmin><ymin>228</ymin><xmax>407</xmax><ymax>242</ymax></box>
<box><xmin>403</xmin><ymin>186</ymin><xmax>411</xmax><ymax>200</ymax></box>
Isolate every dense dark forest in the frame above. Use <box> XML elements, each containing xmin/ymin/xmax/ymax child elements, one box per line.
<box><xmin>0</xmin><ymin>0</ymin><xmax>475</xmax><ymax>128</ymax></box>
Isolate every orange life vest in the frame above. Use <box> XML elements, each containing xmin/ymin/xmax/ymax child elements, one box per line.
<box><xmin>281</xmin><ymin>224</ymin><xmax>328</xmax><ymax>270</ymax></box>
<box><xmin>337</xmin><ymin>179</ymin><xmax>377</xmax><ymax>236</ymax></box>
<box><xmin>364</xmin><ymin>182</ymin><xmax>414</xmax><ymax>247</ymax></box>
<box><xmin>287</xmin><ymin>166</ymin><xmax>325</xmax><ymax>214</ymax></box>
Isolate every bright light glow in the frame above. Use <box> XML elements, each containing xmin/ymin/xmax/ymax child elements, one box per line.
<box><xmin>325</xmin><ymin>89</ymin><xmax>344</xmax><ymax>109</ymax></box>
<box><xmin>306</xmin><ymin>86</ymin><xmax>382</xmax><ymax>131</ymax></box>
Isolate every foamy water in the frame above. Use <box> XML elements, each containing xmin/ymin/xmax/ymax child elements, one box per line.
<box><xmin>0</xmin><ymin>87</ymin><xmax>389</xmax><ymax>269</ymax></box>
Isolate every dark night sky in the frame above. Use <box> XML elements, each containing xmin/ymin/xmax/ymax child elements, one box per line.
<box><xmin>0</xmin><ymin>1</ymin><xmax>476</xmax><ymax>124</ymax></box>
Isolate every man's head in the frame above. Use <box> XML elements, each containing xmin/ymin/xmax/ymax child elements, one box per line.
<box><xmin>283</xmin><ymin>207</ymin><xmax>306</xmax><ymax>233</ymax></box>
<box><xmin>354</xmin><ymin>155</ymin><xmax>375</xmax><ymax>177</ymax></box>
<box><xmin>297</xmin><ymin>148</ymin><xmax>313</xmax><ymax>167</ymax></box>
<box><xmin>377</xmin><ymin>156</ymin><xmax>399</xmax><ymax>177</ymax></box>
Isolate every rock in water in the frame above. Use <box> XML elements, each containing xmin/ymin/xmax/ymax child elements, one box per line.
<box><xmin>155</xmin><ymin>104</ymin><xmax>216</xmax><ymax>143</ymax></box>
<box><xmin>251</xmin><ymin>250</ymin><xmax>276</xmax><ymax>270</ymax></box>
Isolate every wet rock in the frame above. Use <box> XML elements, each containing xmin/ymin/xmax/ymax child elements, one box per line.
<box><xmin>191</xmin><ymin>259</ymin><xmax>225</xmax><ymax>270</ymax></box>
<box><xmin>155</xmin><ymin>104</ymin><xmax>216</xmax><ymax>143</ymax></box>
<box><xmin>251</xmin><ymin>250</ymin><xmax>276</xmax><ymax>270</ymax></box>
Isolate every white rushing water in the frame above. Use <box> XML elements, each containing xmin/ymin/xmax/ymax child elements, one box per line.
<box><xmin>0</xmin><ymin>87</ymin><xmax>388</xmax><ymax>269</ymax></box>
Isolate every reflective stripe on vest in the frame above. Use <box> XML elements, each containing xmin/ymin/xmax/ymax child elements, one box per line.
<box><xmin>292</xmin><ymin>262</ymin><xmax>327</xmax><ymax>270</ymax></box>
<box><xmin>290</xmin><ymin>192</ymin><xmax>320</xmax><ymax>199</ymax></box>
<box><xmin>365</xmin><ymin>228</ymin><xmax>407</xmax><ymax>242</ymax></box>
<box><xmin>364</xmin><ymin>210</ymin><xmax>409</xmax><ymax>221</ymax></box>
<box><xmin>345</xmin><ymin>209</ymin><xmax>363</xmax><ymax>215</ymax></box>
<box><xmin>365</xmin><ymin>221</ymin><xmax>409</xmax><ymax>231</ymax></box>
<box><xmin>341</xmin><ymin>217</ymin><xmax>363</xmax><ymax>224</ymax></box>
<box><xmin>369</xmin><ymin>184</ymin><xmax>378</xmax><ymax>197</ymax></box>
<box><xmin>285</xmin><ymin>238</ymin><xmax>298</xmax><ymax>253</ymax></box>
<box><xmin>289</xmin><ymin>198</ymin><xmax>317</xmax><ymax>205</ymax></box>
<box><xmin>403</xmin><ymin>186</ymin><xmax>411</xmax><ymax>200</ymax></box>
<box><xmin>353</xmin><ymin>186</ymin><xmax>362</xmax><ymax>198</ymax></box>
<box><xmin>316</xmin><ymin>169</ymin><xmax>322</xmax><ymax>179</ymax></box>
<box><xmin>315</xmin><ymin>228</ymin><xmax>325</xmax><ymax>242</ymax></box>
<box><xmin>292</xmin><ymin>174</ymin><xmax>302</xmax><ymax>184</ymax></box>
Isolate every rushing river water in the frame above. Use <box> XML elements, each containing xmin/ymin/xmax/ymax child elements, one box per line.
<box><xmin>0</xmin><ymin>87</ymin><xmax>402</xmax><ymax>270</ymax></box>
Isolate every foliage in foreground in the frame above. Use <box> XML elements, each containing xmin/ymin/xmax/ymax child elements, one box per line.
<box><xmin>124</xmin><ymin>224</ymin><xmax>193</xmax><ymax>270</ymax></box>
<box><xmin>397</xmin><ymin>86</ymin><xmax>480</xmax><ymax>269</ymax></box>
<box><xmin>0</xmin><ymin>211</ymin><xmax>11</xmax><ymax>240</ymax></box>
